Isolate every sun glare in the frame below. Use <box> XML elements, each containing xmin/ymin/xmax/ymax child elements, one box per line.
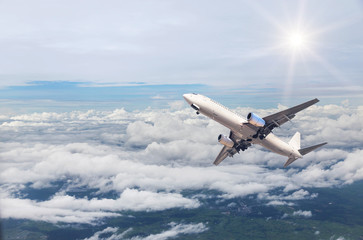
<box><xmin>287</xmin><ymin>31</ymin><xmax>308</xmax><ymax>50</ymax></box>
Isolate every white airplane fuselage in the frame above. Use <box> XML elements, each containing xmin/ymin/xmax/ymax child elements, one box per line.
<box><xmin>183</xmin><ymin>93</ymin><xmax>302</xmax><ymax>160</ymax></box>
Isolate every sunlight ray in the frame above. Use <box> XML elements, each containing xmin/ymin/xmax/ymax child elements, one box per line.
<box><xmin>305</xmin><ymin>48</ymin><xmax>353</xmax><ymax>85</ymax></box>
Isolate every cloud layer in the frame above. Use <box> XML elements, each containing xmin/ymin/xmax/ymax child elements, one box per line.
<box><xmin>1</xmin><ymin>189</ymin><xmax>199</xmax><ymax>224</ymax></box>
<box><xmin>1</xmin><ymin>103</ymin><xmax>362</xmax><ymax>224</ymax></box>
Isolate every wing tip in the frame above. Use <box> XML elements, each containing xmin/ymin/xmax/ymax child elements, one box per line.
<box><xmin>311</xmin><ymin>98</ymin><xmax>319</xmax><ymax>104</ymax></box>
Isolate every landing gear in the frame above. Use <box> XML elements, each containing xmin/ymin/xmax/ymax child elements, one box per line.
<box><xmin>196</xmin><ymin>111</ymin><xmax>200</xmax><ymax>115</ymax></box>
<box><xmin>235</xmin><ymin>139</ymin><xmax>251</xmax><ymax>152</ymax></box>
<box><xmin>252</xmin><ymin>129</ymin><xmax>267</xmax><ymax>140</ymax></box>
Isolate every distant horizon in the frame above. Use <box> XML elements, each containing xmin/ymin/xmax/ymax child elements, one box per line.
<box><xmin>0</xmin><ymin>80</ymin><xmax>361</xmax><ymax>115</ymax></box>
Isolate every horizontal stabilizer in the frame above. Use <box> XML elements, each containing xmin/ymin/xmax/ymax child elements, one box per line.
<box><xmin>298</xmin><ymin>142</ymin><xmax>328</xmax><ymax>156</ymax></box>
<box><xmin>284</xmin><ymin>142</ymin><xmax>327</xmax><ymax>167</ymax></box>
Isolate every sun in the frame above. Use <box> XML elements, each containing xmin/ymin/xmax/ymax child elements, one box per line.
<box><xmin>286</xmin><ymin>31</ymin><xmax>308</xmax><ymax>51</ymax></box>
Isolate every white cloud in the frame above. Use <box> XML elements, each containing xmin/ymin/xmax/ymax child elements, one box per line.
<box><xmin>259</xmin><ymin>189</ymin><xmax>318</xmax><ymax>205</ymax></box>
<box><xmin>282</xmin><ymin>210</ymin><xmax>312</xmax><ymax>218</ymax></box>
<box><xmin>0</xmin><ymin>197</ymin><xmax>120</xmax><ymax>224</ymax></box>
<box><xmin>266</xmin><ymin>201</ymin><xmax>295</xmax><ymax>206</ymax></box>
<box><xmin>83</xmin><ymin>227</ymin><xmax>132</xmax><ymax>240</ymax></box>
<box><xmin>128</xmin><ymin>222</ymin><xmax>208</xmax><ymax>240</ymax></box>
<box><xmin>83</xmin><ymin>222</ymin><xmax>208</xmax><ymax>240</ymax></box>
<box><xmin>292</xmin><ymin>210</ymin><xmax>312</xmax><ymax>218</ymax></box>
<box><xmin>0</xmin><ymin>189</ymin><xmax>199</xmax><ymax>224</ymax></box>
<box><xmin>336</xmin><ymin>237</ymin><xmax>346</xmax><ymax>240</ymax></box>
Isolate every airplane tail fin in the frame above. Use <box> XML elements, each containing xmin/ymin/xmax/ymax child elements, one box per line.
<box><xmin>298</xmin><ymin>142</ymin><xmax>328</xmax><ymax>156</ymax></box>
<box><xmin>283</xmin><ymin>132</ymin><xmax>301</xmax><ymax>167</ymax></box>
<box><xmin>288</xmin><ymin>132</ymin><xmax>301</xmax><ymax>150</ymax></box>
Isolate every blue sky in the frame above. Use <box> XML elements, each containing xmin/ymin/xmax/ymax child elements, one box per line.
<box><xmin>0</xmin><ymin>0</ymin><xmax>362</xmax><ymax>112</ymax></box>
<box><xmin>0</xmin><ymin>81</ymin><xmax>359</xmax><ymax>113</ymax></box>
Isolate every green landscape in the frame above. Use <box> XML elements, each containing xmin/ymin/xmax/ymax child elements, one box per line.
<box><xmin>3</xmin><ymin>181</ymin><xmax>363</xmax><ymax>240</ymax></box>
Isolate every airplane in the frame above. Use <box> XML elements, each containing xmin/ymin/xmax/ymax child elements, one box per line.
<box><xmin>183</xmin><ymin>93</ymin><xmax>327</xmax><ymax>167</ymax></box>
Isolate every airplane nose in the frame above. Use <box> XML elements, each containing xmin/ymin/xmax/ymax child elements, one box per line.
<box><xmin>183</xmin><ymin>94</ymin><xmax>192</xmax><ymax>104</ymax></box>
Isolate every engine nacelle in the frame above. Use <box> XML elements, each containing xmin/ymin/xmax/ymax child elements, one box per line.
<box><xmin>218</xmin><ymin>134</ymin><xmax>234</xmax><ymax>148</ymax></box>
<box><xmin>247</xmin><ymin>112</ymin><xmax>265</xmax><ymax>127</ymax></box>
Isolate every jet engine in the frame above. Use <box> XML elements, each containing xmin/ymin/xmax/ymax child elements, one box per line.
<box><xmin>247</xmin><ymin>112</ymin><xmax>265</xmax><ymax>127</ymax></box>
<box><xmin>218</xmin><ymin>134</ymin><xmax>234</xmax><ymax>148</ymax></box>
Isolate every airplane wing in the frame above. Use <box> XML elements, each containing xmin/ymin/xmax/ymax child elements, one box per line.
<box><xmin>262</xmin><ymin>98</ymin><xmax>319</xmax><ymax>133</ymax></box>
<box><xmin>214</xmin><ymin>145</ymin><xmax>235</xmax><ymax>165</ymax></box>
<box><xmin>213</xmin><ymin>131</ymin><xmax>242</xmax><ymax>165</ymax></box>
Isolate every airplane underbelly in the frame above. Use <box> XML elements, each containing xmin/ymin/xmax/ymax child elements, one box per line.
<box><xmin>239</xmin><ymin>125</ymin><xmax>258</xmax><ymax>138</ymax></box>
<box><xmin>216</xmin><ymin>116</ymin><xmax>241</xmax><ymax>133</ymax></box>
<box><xmin>260</xmin><ymin>134</ymin><xmax>293</xmax><ymax>157</ymax></box>
<box><xmin>202</xmin><ymin>108</ymin><xmax>243</xmax><ymax>134</ymax></box>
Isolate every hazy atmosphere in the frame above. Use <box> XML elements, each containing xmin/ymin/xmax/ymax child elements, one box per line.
<box><xmin>1</xmin><ymin>0</ymin><xmax>363</xmax><ymax>239</ymax></box>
